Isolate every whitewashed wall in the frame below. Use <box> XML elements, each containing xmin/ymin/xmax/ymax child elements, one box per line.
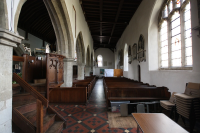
<box><xmin>65</xmin><ymin>0</ymin><xmax>93</xmax><ymax>64</ymax></box>
<box><xmin>94</xmin><ymin>48</ymin><xmax>115</xmax><ymax>76</ymax></box>
<box><xmin>115</xmin><ymin>0</ymin><xmax>200</xmax><ymax>93</ymax></box>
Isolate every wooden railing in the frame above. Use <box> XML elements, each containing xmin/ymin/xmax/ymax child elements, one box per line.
<box><xmin>13</xmin><ymin>55</ymin><xmax>24</xmax><ymax>62</ymax></box>
<box><xmin>36</xmin><ymin>99</ymin><xmax>43</xmax><ymax>133</ymax></box>
<box><xmin>13</xmin><ymin>108</ymin><xmax>36</xmax><ymax>133</ymax></box>
<box><xmin>13</xmin><ymin>73</ymin><xmax>47</xmax><ymax>133</ymax></box>
<box><xmin>13</xmin><ymin>73</ymin><xmax>48</xmax><ymax>107</ymax></box>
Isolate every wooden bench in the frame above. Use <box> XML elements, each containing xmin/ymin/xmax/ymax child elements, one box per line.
<box><xmin>73</xmin><ymin>76</ymin><xmax>97</xmax><ymax>98</ymax></box>
<box><xmin>103</xmin><ymin>77</ymin><xmax>170</xmax><ymax>109</ymax></box>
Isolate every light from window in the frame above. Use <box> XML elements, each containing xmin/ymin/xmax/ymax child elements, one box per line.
<box><xmin>184</xmin><ymin>2</ymin><xmax>192</xmax><ymax>66</ymax></box>
<box><xmin>159</xmin><ymin>0</ymin><xmax>192</xmax><ymax>69</ymax></box>
<box><xmin>160</xmin><ymin>21</ymin><xmax>168</xmax><ymax>67</ymax></box>
<box><xmin>175</xmin><ymin>0</ymin><xmax>181</xmax><ymax>8</ymax></box>
<box><xmin>97</xmin><ymin>55</ymin><xmax>103</xmax><ymax>67</ymax></box>
<box><xmin>171</xmin><ymin>12</ymin><xmax>181</xmax><ymax>67</ymax></box>
<box><xmin>124</xmin><ymin>44</ymin><xmax>128</xmax><ymax>71</ymax></box>
<box><xmin>74</xmin><ymin>50</ymin><xmax>77</xmax><ymax>61</ymax></box>
<box><xmin>169</xmin><ymin>1</ymin><xmax>173</xmax><ymax>13</ymax></box>
<box><xmin>162</xmin><ymin>6</ymin><xmax>168</xmax><ymax>18</ymax></box>
<box><xmin>181</xmin><ymin>0</ymin><xmax>186</xmax><ymax>4</ymax></box>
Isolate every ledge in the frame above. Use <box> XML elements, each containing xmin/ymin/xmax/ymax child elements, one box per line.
<box><xmin>159</xmin><ymin>67</ymin><xmax>192</xmax><ymax>70</ymax></box>
<box><xmin>0</xmin><ymin>28</ymin><xmax>24</xmax><ymax>47</ymax></box>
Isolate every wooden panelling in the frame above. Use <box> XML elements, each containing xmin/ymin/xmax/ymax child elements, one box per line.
<box><xmin>114</xmin><ymin>69</ymin><xmax>123</xmax><ymax>77</ymax></box>
<box><xmin>49</xmin><ymin>87</ymin><xmax>87</xmax><ymax>104</ymax></box>
<box><xmin>104</xmin><ymin>77</ymin><xmax>171</xmax><ymax>108</ymax></box>
<box><xmin>13</xmin><ymin>55</ymin><xmax>24</xmax><ymax>62</ymax></box>
<box><xmin>13</xmin><ymin>73</ymin><xmax>48</xmax><ymax>107</ymax></box>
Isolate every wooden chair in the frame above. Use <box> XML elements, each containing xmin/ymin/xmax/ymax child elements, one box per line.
<box><xmin>160</xmin><ymin>92</ymin><xmax>177</xmax><ymax>118</ymax></box>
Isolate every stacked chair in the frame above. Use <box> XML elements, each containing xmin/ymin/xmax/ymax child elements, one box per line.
<box><xmin>160</xmin><ymin>92</ymin><xmax>177</xmax><ymax>118</ymax></box>
<box><xmin>175</xmin><ymin>82</ymin><xmax>200</xmax><ymax>133</ymax></box>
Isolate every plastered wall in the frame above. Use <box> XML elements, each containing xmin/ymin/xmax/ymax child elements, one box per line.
<box><xmin>94</xmin><ymin>48</ymin><xmax>115</xmax><ymax>76</ymax></box>
<box><xmin>115</xmin><ymin>0</ymin><xmax>200</xmax><ymax>93</ymax></box>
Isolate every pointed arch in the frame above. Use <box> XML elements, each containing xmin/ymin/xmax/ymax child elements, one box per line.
<box><xmin>76</xmin><ymin>31</ymin><xmax>85</xmax><ymax>65</ymax></box>
<box><xmin>91</xmin><ymin>53</ymin><xmax>93</xmax><ymax>69</ymax></box>
<box><xmin>86</xmin><ymin>45</ymin><xmax>90</xmax><ymax>66</ymax></box>
<box><xmin>0</xmin><ymin>0</ymin><xmax>8</xmax><ymax>29</ymax></box>
<box><xmin>124</xmin><ymin>44</ymin><xmax>128</xmax><ymax>71</ymax></box>
<box><xmin>13</xmin><ymin>0</ymin><xmax>74</xmax><ymax>58</ymax></box>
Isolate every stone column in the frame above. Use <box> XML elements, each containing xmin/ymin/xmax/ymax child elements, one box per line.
<box><xmin>61</xmin><ymin>58</ymin><xmax>74</xmax><ymax>87</ymax></box>
<box><xmin>85</xmin><ymin>66</ymin><xmax>91</xmax><ymax>76</ymax></box>
<box><xmin>78</xmin><ymin>65</ymin><xmax>84</xmax><ymax>80</ymax></box>
<box><xmin>0</xmin><ymin>28</ymin><xmax>23</xmax><ymax>132</ymax></box>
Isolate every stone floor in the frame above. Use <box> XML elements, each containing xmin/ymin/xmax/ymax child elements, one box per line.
<box><xmin>51</xmin><ymin>79</ymin><xmax>137</xmax><ymax>133</ymax></box>
<box><xmin>51</xmin><ymin>79</ymin><xmax>199</xmax><ymax>133</ymax></box>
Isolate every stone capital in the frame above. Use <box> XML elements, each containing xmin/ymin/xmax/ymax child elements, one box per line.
<box><xmin>63</xmin><ymin>58</ymin><xmax>75</xmax><ymax>62</ymax></box>
<box><xmin>0</xmin><ymin>28</ymin><xmax>24</xmax><ymax>47</ymax></box>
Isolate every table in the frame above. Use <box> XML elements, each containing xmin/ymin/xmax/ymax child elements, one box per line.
<box><xmin>132</xmin><ymin>113</ymin><xmax>188</xmax><ymax>133</ymax></box>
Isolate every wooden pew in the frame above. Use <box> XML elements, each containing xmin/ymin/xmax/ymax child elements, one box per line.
<box><xmin>103</xmin><ymin>77</ymin><xmax>170</xmax><ymax>109</ymax></box>
<box><xmin>73</xmin><ymin>76</ymin><xmax>97</xmax><ymax>98</ymax></box>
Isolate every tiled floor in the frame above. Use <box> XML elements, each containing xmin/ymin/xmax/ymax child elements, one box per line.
<box><xmin>51</xmin><ymin>79</ymin><xmax>137</xmax><ymax>133</ymax></box>
<box><xmin>51</xmin><ymin>79</ymin><xmax>199</xmax><ymax>133</ymax></box>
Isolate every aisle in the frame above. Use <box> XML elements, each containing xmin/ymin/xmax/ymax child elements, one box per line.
<box><xmin>52</xmin><ymin>79</ymin><xmax>137</xmax><ymax>133</ymax></box>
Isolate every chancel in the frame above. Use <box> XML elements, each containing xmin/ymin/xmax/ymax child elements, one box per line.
<box><xmin>0</xmin><ymin>0</ymin><xmax>200</xmax><ymax>133</ymax></box>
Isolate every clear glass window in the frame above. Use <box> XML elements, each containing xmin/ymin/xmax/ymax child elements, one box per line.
<box><xmin>159</xmin><ymin>1</ymin><xmax>192</xmax><ymax>69</ymax></box>
<box><xmin>97</xmin><ymin>55</ymin><xmax>103</xmax><ymax>67</ymax></box>
<box><xmin>171</xmin><ymin>12</ymin><xmax>181</xmax><ymax>67</ymax></box>
<box><xmin>160</xmin><ymin>20</ymin><xmax>168</xmax><ymax>67</ymax></box>
<box><xmin>184</xmin><ymin>2</ymin><xmax>192</xmax><ymax>66</ymax></box>
<box><xmin>169</xmin><ymin>1</ymin><xmax>173</xmax><ymax>13</ymax></box>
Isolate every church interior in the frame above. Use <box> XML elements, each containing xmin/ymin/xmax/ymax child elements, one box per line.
<box><xmin>0</xmin><ymin>0</ymin><xmax>200</xmax><ymax>132</ymax></box>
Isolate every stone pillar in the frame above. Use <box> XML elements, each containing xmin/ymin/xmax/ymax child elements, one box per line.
<box><xmin>85</xmin><ymin>66</ymin><xmax>91</xmax><ymax>76</ymax></box>
<box><xmin>78</xmin><ymin>65</ymin><xmax>84</xmax><ymax>80</ymax></box>
<box><xmin>61</xmin><ymin>58</ymin><xmax>74</xmax><ymax>87</ymax></box>
<box><xmin>0</xmin><ymin>28</ymin><xmax>23</xmax><ymax>133</ymax></box>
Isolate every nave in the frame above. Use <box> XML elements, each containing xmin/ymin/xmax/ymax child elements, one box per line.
<box><xmin>51</xmin><ymin>79</ymin><xmax>200</xmax><ymax>133</ymax></box>
<box><xmin>51</xmin><ymin>79</ymin><xmax>137</xmax><ymax>133</ymax></box>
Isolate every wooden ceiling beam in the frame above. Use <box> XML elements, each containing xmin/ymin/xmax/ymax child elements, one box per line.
<box><xmin>92</xmin><ymin>35</ymin><xmax>119</xmax><ymax>38</ymax></box>
<box><xmin>87</xmin><ymin>20</ymin><xmax>127</xmax><ymax>25</ymax></box>
<box><xmin>100</xmin><ymin>0</ymin><xmax>103</xmax><ymax>44</ymax></box>
<box><xmin>108</xmin><ymin>0</ymin><xmax>124</xmax><ymax>44</ymax></box>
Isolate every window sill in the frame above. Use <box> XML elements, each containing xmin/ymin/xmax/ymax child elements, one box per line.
<box><xmin>159</xmin><ymin>67</ymin><xmax>192</xmax><ymax>70</ymax></box>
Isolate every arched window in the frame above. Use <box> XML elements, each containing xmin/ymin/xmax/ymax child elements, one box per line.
<box><xmin>159</xmin><ymin>0</ymin><xmax>192</xmax><ymax>69</ymax></box>
<box><xmin>124</xmin><ymin>44</ymin><xmax>128</xmax><ymax>71</ymax></box>
<box><xmin>74</xmin><ymin>50</ymin><xmax>77</xmax><ymax>61</ymax></box>
<box><xmin>97</xmin><ymin>55</ymin><xmax>103</xmax><ymax>67</ymax></box>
